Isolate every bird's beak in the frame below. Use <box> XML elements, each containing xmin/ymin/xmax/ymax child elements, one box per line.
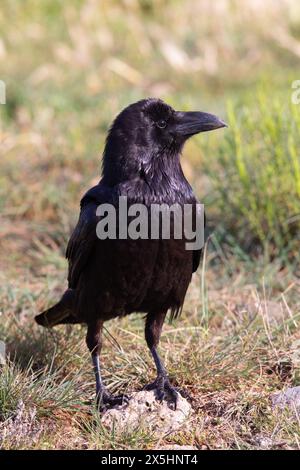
<box><xmin>175</xmin><ymin>111</ymin><xmax>227</xmax><ymax>136</ymax></box>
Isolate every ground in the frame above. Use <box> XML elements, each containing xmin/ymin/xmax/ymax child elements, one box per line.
<box><xmin>0</xmin><ymin>0</ymin><xmax>300</xmax><ymax>450</ymax></box>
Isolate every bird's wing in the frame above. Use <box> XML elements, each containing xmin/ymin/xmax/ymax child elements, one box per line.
<box><xmin>192</xmin><ymin>204</ymin><xmax>206</xmax><ymax>273</ymax></box>
<box><xmin>192</xmin><ymin>249</ymin><xmax>201</xmax><ymax>273</ymax></box>
<box><xmin>66</xmin><ymin>184</ymin><xmax>112</xmax><ymax>288</ymax></box>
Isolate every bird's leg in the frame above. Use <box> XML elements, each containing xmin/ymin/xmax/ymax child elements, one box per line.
<box><xmin>144</xmin><ymin>311</ymin><xmax>178</xmax><ymax>409</ymax></box>
<box><xmin>86</xmin><ymin>320</ymin><xmax>129</xmax><ymax>409</ymax></box>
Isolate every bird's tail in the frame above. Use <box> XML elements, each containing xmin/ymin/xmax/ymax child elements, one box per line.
<box><xmin>35</xmin><ymin>289</ymin><xmax>75</xmax><ymax>328</ymax></box>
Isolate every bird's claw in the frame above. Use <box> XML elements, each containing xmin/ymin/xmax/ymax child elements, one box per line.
<box><xmin>96</xmin><ymin>391</ymin><xmax>130</xmax><ymax>410</ymax></box>
<box><xmin>144</xmin><ymin>376</ymin><xmax>178</xmax><ymax>410</ymax></box>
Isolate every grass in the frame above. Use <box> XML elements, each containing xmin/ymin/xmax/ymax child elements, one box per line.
<box><xmin>0</xmin><ymin>0</ymin><xmax>300</xmax><ymax>450</ymax></box>
<box><xmin>0</xmin><ymin>252</ymin><xmax>299</xmax><ymax>449</ymax></box>
<box><xmin>201</xmin><ymin>91</ymin><xmax>300</xmax><ymax>256</ymax></box>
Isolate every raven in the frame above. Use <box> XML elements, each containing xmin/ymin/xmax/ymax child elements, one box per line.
<box><xmin>35</xmin><ymin>98</ymin><xmax>226</xmax><ymax>408</ymax></box>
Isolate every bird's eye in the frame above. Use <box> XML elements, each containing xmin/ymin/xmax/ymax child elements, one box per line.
<box><xmin>156</xmin><ymin>119</ymin><xmax>167</xmax><ymax>129</ymax></box>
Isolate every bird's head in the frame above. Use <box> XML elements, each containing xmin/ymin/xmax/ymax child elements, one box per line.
<box><xmin>102</xmin><ymin>98</ymin><xmax>226</xmax><ymax>184</ymax></box>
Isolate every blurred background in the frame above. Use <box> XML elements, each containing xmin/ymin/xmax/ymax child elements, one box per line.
<box><xmin>1</xmin><ymin>0</ymin><xmax>300</xmax><ymax>266</ymax></box>
<box><xmin>0</xmin><ymin>0</ymin><xmax>300</xmax><ymax>450</ymax></box>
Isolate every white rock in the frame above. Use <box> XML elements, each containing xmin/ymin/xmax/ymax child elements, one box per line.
<box><xmin>254</xmin><ymin>435</ymin><xmax>274</xmax><ymax>449</ymax></box>
<box><xmin>101</xmin><ymin>390</ymin><xmax>192</xmax><ymax>434</ymax></box>
<box><xmin>271</xmin><ymin>386</ymin><xmax>300</xmax><ymax>412</ymax></box>
<box><xmin>157</xmin><ymin>444</ymin><xmax>197</xmax><ymax>450</ymax></box>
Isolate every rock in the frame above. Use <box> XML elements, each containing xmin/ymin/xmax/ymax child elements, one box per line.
<box><xmin>271</xmin><ymin>386</ymin><xmax>300</xmax><ymax>412</ymax></box>
<box><xmin>101</xmin><ymin>390</ymin><xmax>192</xmax><ymax>434</ymax></box>
<box><xmin>157</xmin><ymin>444</ymin><xmax>197</xmax><ymax>450</ymax></box>
<box><xmin>0</xmin><ymin>340</ymin><xmax>5</xmax><ymax>365</ymax></box>
<box><xmin>0</xmin><ymin>400</ymin><xmax>43</xmax><ymax>448</ymax></box>
<box><xmin>253</xmin><ymin>435</ymin><xmax>274</xmax><ymax>449</ymax></box>
<box><xmin>234</xmin><ymin>300</ymin><xmax>284</xmax><ymax>325</ymax></box>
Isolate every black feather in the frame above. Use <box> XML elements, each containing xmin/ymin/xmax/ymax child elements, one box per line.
<box><xmin>33</xmin><ymin>98</ymin><xmax>227</xmax><ymax>404</ymax></box>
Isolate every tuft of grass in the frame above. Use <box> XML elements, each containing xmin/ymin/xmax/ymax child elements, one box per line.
<box><xmin>201</xmin><ymin>88</ymin><xmax>300</xmax><ymax>257</ymax></box>
<box><xmin>0</xmin><ymin>358</ymin><xmax>91</xmax><ymax>422</ymax></box>
<box><xmin>77</xmin><ymin>407</ymin><xmax>157</xmax><ymax>450</ymax></box>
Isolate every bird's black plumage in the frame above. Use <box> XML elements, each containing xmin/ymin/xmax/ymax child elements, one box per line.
<box><xmin>35</xmin><ymin>98</ymin><xmax>226</xmax><ymax>408</ymax></box>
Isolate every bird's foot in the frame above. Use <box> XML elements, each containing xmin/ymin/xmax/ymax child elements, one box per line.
<box><xmin>144</xmin><ymin>375</ymin><xmax>178</xmax><ymax>410</ymax></box>
<box><xmin>96</xmin><ymin>390</ymin><xmax>130</xmax><ymax>411</ymax></box>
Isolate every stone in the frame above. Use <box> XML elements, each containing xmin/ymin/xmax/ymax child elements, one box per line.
<box><xmin>0</xmin><ymin>340</ymin><xmax>5</xmax><ymax>365</ymax></box>
<box><xmin>101</xmin><ymin>390</ymin><xmax>192</xmax><ymax>434</ymax></box>
<box><xmin>0</xmin><ymin>400</ymin><xmax>43</xmax><ymax>447</ymax></box>
<box><xmin>271</xmin><ymin>386</ymin><xmax>300</xmax><ymax>412</ymax></box>
<box><xmin>157</xmin><ymin>444</ymin><xmax>197</xmax><ymax>450</ymax></box>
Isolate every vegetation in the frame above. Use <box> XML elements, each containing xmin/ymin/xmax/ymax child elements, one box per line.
<box><xmin>0</xmin><ymin>0</ymin><xmax>299</xmax><ymax>449</ymax></box>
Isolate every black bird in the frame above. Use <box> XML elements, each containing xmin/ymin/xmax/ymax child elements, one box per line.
<box><xmin>35</xmin><ymin>98</ymin><xmax>226</xmax><ymax>408</ymax></box>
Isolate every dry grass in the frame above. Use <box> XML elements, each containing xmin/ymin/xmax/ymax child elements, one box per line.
<box><xmin>0</xmin><ymin>245</ymin><xmax>299</xmax><ymax>449</ymax></box>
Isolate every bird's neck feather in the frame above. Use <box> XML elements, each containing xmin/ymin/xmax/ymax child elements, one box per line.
<box><xmin>102</xmin><ymin>143</ymin><xmax>193</xmax><ymax>203</ymax></box>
